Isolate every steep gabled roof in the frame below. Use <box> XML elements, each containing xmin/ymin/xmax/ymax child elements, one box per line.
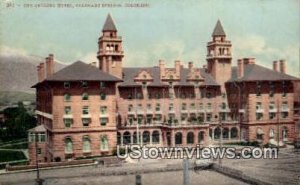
<box><xmin>228</xmin><ymin>64</ymin><xmax>299</xmax><ymax>82</ymax></box>
<box><xmin>44</xmin><ymin>61</ymin><xmax>122</xmax><ymax>82</ymax></box>
<box><xmin>212</xmin><ymin>20</ymin><xmax>226</xmax><ymax>37</ymax></box>
<box><xmin>102</xmin><ymin>13</ymin><xmax>117</xmax><ymax>31</ymax></box>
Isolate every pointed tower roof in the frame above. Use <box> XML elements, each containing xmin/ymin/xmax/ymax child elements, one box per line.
<box><xmin>102</xmin><ymin>13</ymin><xmax>117</xmax><ymax>31</ymax></box>
<box><xmin>212</xmin><ymin>20</ymin><xmax>226</xmax><ymax>37</ymax></box>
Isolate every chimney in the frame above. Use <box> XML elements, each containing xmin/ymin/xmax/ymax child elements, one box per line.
<box><xmin>40</xmin><ymin>63</ymin><xmax>45</xmax><ymax>81</ymax></box>
<box><xmin>159</xmin><ymin>59</ymin><xmax>165</xmax><ymax>78</ymax></box>
<box><xmin>279</xmin><ymin>59</ymin><xmax>286</xmax><ymax>73</ymax></box>
<box><xmin>243</xmin><ymin>58</ymin><xmax>255</xmax><ymax>65</ymax></box>
<box><xmin>188</xmin><ymin>62</ymin><xmax>193</xmax><ymax>72</ymax></box>
<box><xmin>175</xmin><ymin>60</ymin><xmax>181</xmax><ymax>75</ymax></box>
<box><xmin>237</xmin><ymin>59</ymin><xmax>244</xmax><ymax>78</ymax></box>
<box><xmin>273</xmin><ymin>61</ymin><xmax>278</xmax><ymax>72</ymax></box>
<box><xmin>37</xmin><ymin>65</ymin><xmax>42</xmax><ymax>82</ymax></box>
<box><xmin>46</xmin><ymin>54</ymin><xmax>54</xmax><ymax>78</ymax></box>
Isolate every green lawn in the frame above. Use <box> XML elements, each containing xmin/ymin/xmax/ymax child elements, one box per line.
<box><xmin>0</xmin><ymin>150</ymin><xmax>26</xmax><ymax>162</ymax></box>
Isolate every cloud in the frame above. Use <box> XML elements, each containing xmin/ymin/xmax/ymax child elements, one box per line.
<box><xmin>232</xmin><ymin>35</ymin><xmax>299</xmax><ymax>77</ymax></box>
<box><xmin>79</xmin><ymin>52</ymin><xmax>98</xmax><ymax>64</ymax></box>
<box><xmin>0</xmin><ymin>45</ymin><xmax>28</xmax><ymax>57</ymax></box>
<box><xmin>125</xmin><ymin>39</ymin><xmax>204</xmax><ymax>68</ymax></box>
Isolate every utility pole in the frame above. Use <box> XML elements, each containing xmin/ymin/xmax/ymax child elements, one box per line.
<box><xmin>35</xmin><ymin>133</ymin><xmax>43</xmax><ymax>185</ymax></box>
<box><xmin>183</xmin><ymin>159</ymin><xmax>189</xmax><ymax>185</ymax></box>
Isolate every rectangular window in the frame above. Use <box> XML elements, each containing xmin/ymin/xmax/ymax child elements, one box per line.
<box><xmin>137</xmin><ymin>104</ymin><xmax>142</xmax><ymax>111</ymax></box>
<box><xmin>182</xmin><ymin>103</ymin><xmax>187</xmax><ymax>110</ymax></box>
<box><xmin>256</xmin><ymin>113</ymin><xmax>263</xmax><ymax>120</ymax></box>
<box><xmin>256</xmin><ymin>102</ymin><xmax>262</xmax><ymax>110</ymax></box>
<box><xmin>37</xmin><ymin>148</ymin><xmax>42</xmax><ymax>155</ymax></box>
<box><xmin>64</xmin><ymin>82</ymin><xmax>70</xmax><ymax>89</ymax></box>
<box><xmin>282</xmin><ymin>102</ymin><xmax>288</xmax><ymax>111</ymax></box>
<box><xmin>269</xmin><ymin>113</ymin><xmax>276</xmax><ymax>120</ymax></box>
<box><xmin>100</xmin><ymin>118</ymin><xmax>108</xmax><ymax>126</ymax></box>
<box><xmin>64</xmin><ymin>118</ymin><xmax>72</xmax><ymax>128</ymax></box>
<box><xmin>128</xmin><ymin>116</ymin><xmax>134</xmax><ymax>125</ymax></box>
<box><xmin>64</xmin><ymin>93</ymin><xmax>71</xmax><ymax>101</ymax></box>
<box><xmin>82</xmin><ymin>81</ymin><xmax>88</xmax><ymax>88</ymax></box>
<box><xmin>169</xmin><ymin>103</ymin><xmax>174</xmax><ymax>111</ymax></box>
<box><xmin>155</xmin><ymin>103</ymin><xmax>160</xmax><ymax>111</ymax></box>
<box><xmin>137</xmin><ymin>115</ymin><xmax>143</xmax><ymax>124</ymax></box>
<box><xmin>64</xmin><ymin>106</ymin><xmax>71</xmax><ymax>115</ymax></box>
<box><xmin>82</xmin><ymin>93</ymin><xmax>89</xmax><ymax>100</ymax></box>
<box><xmin>39</xmin><ymin>133</ymin><xmax>46</xmax><ymax>142</ymax></box>
<box><xmin>128</xmin><ymin>104</ymin><xmax>133</xmax><ymax>112</ymax></box>
<box><xmin>206</xmin><ymin>113</ymin><xmax>212</xmax><ymax>122</ymax></box>
<box><xmin>82</xmin><ymin>106</ymin><xmax>89</xmax><ymax>115</ymax></box>
<box><xmin>100</xmin><ymin>82</ymin><xmax>106</xmax><ymax>88</ymax></box>
<box><xmin>100</xmin><ymin>106</ymin><xmax>107</xmax><ymax>114</ymax></box>
<box><xmin>269</xmin><ymin>102</ymin><xmax>275</xmax><ymax>110</ymax></box>
<box><xmin>281</xmin><ymin>112</ymin><xmax>288</xmax><ymax>119</ymax></box>
<box><xmin>82</xmin><ymin>118</ymin><xmax>90</xmax><ymax>127</ymax></box>
<box><xmin>207</xmin><ymin>103</ymin><xmax>212</xmax><ymax>110</ymax></box>
<box><xmin>155</xmin><ymin>114</ymin><xmax>161</xmax><ymax>121</ymax></box>
<box><xmin>147</xmin><ymin>104</ymin><xmax>151</xmax><ymax>110</ymax></box>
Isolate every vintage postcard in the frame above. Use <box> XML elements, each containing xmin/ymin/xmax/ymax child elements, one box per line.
<box><xmin>0</xmin><ymin>0</ymin><xmax>299</xmax><ymax>184</ymax></box>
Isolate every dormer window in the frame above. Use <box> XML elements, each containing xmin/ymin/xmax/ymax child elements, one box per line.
<box><xmin>64</xmin><ymin>82</ymin><xmax>70</xmax><ymax>89</ymax></box>
<box><xmin>82</xmin><ymin>81</ymin><xmax>88</xmax><ymax>88</ymax></box>
<box><xmin>100</xmin><ymin>82</ymin><xmax>106</xmax><ymax>88</ymax></box>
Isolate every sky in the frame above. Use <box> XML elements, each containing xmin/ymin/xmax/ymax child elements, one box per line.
<box><xmin>0</xmin><ymin>0</ymin><xmax>299</xmax><ymax>76</ymax></box>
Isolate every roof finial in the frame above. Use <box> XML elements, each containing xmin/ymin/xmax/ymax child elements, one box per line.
<box><xmin>212</xmin><ymin>19</ymin><xmax>226</xmax><ymax>37</ymax></box>
<box><xmin>102</xmin><ymin>13</ymin><xmax>117</xmax><ymax>31</ymax></box>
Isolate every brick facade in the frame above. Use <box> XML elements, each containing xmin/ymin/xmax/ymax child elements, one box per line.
<box><xmin>28</xmin><ymin>14</ymin><xmax>299</xmax><ymax>164</ymax></box>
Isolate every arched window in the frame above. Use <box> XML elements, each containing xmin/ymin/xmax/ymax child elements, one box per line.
<box><xmin>230</xmin><ymin>127</ymin><xmax>238</xmax><ymax>138</ymax></box>
<box><xmin>214</xmin><ymin>127</ymin><xmax>221</xmax><ymax>139</ymax></box>
<box><xmin>152</xmin><ymin>131</ymin><xmax>160</xmax><ymax>144</ymax></box>
<box><xmin>82</xmin><ymin>92</ymin><xmax>89</xmax><ymax>100</ymax></box>
<box><xmin>187</xmin><ymin>132</ymin><xmax>194</xmax><ymax>144</ymax></box>
<box><xmin>198</xmin><ymin>131</ymin><xmax>205</xmax><ymax>143</ymax></box>
<box><xmin>133</xmin><ymin>132</ymin><xmax>141</xmax><ymax>144</ymax></box>
<box><xmin>175</xmin><ymin>132</ymin><xmax>182</xmax><ymax>145</ymax></box>
<box><xmin>82</xmin><ymin>136</ymin><xmax>91</xmax><ymax>152</ymax></box>
<box><xmin>143</xmin><ymin>131</ymin><xmax>150</xmax><ymax>144</ymax></box>
<box><xmin>123</xmin><ymin>131</ymin><xmax>131</xmax><ymax>145</ymax></box>
<box><xmin>100</xmin><ymin>135</ymin><xmax>109</xmax><ymax>151</ymax></box>
<box><xmin>117</xmin><ymin>132</ymin><xmax>121</xmax><ymax>145</ymax></box>
<box><xmin>223</xmin><ymin>128</ymin><xmax>229</xmax><ymax>139</ymax></box>
<box><xmin>65</xmin><ymin>138</ymin><xmax>73</xmax><ymax>153</ymax></box>
<box><xmin>100</xmin><ymin>92</ymin><xmax>106</xmax><ymax>100</ymax></box>
<box><xmin>64</xmin><ymin>93</ymin><xmax>71</xmax><ymax>101</ymax></box>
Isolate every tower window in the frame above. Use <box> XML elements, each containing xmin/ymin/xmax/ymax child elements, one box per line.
<box><xmin>81</xmin><ymin>81</ymin><xmax>88</xmax><ymax>88</ymax></box>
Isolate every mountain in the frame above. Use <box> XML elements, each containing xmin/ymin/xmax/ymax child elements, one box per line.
<box><xmin>0</xmin><ymin>54</ymin><xmax>66</xmax><ymax>93</ymax></box>
<box><xmin>0</xmin><ymin>91</ymin><xmax>35</xmax><ymax>106</ymax></box>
